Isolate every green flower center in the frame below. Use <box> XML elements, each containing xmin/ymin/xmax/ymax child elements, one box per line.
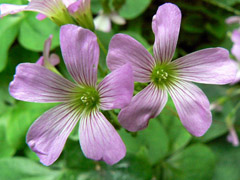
<box><xmin>151</xmin><ymin>63</ymin><xmax>177</xmax><ymax>88</ymax></box>
<box><xmin>71</xmin><ymin>86</ymin><xmax>100</xmax><ymax>112</ymax></box>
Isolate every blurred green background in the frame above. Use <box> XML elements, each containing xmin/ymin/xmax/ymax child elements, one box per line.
<box><xmin>0</xmin><ymin>0</ymin><xmax>240</xmax><ymax>179</ymax></box>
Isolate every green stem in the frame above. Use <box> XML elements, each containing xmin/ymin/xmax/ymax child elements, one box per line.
<box><xmin>97</xmin><ymin>37</ymin><xmax>108</xmax><ymax>55</ymax></box>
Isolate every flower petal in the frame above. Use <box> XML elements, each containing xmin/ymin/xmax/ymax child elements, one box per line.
<box><xmin>98</xmin><ymin>63</ymin><xmax>134</xmax><ymax>110</ymax></box>
<box><xmin>231</xmin><ymin>29</ymin><xmax>240</xmax><ymax>44</ymax></box>
<box><xmin>94</xmin><ymin>14</ymin><xmax>111</xmax><ymax>32</ymax></box>
<box><xmin>225</xmin><ymin>16</ymin><xmax>240</xmax><ymax>24</ymax></box>
<box><xmin>60</xmin><ymin>24</ymin><xmax>99</xmax><ymax>87</ymax></box>
<box><xmin>27</xmin><ymin>103</ymin><xmax>81</xmax><ymax>166</ymax></box>
<box><xmin>232</xmin><ymin>44</ymin><xmax>240</xmax><ymax>61</ymax></box>
<box><xmin>107</xmin><ymin>34</ymin><xmax>155</xmax><ymax>82</ymax></box>
<box><xmin>9</xmin><ymin>63</ymin><xmax>76</xmax><ymax>103</ymax></box>
<box><xmin>0</xmin><ymin>4</ymin><xmax>27</xmax><ymax>18</ymax></box>
<box><xmin>79</xmin><ymin>111</ymin><xmax>126</xmax><ymax>165</ymax></box>
<box><xmin>172</xmin><ymin>48</ymin><xmax>237</xmax><ymax>84</ymax></box>
<box><xmin>110</xmin><ymin>11</ymin><xmax>126</xmax><ymax>25</ymax></box>
<box><xmin>167</xmin><ymin>80</ymin><xmax>212</xmax><ymax>137</ymax></box>
<box><xmin>152</xmin><ymin>3</ymin><xmax>181</xmax><ymax>63</ymax></box>
<box><xmin>118</xmin><ymin>83</ymin><xmax>168</xmax><ymax>132</ymax></box>
<box><xmin>62</xmin><ymin>0</ymin><xmax>77</xmax><ymax>8</ymax></box>
<box><xmin>36</xmin><ymin>13</ymin><xmax>47</xmax><ymax>20</ymax></box>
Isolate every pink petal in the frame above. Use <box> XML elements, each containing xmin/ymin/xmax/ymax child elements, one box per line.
<box><xmin>231</xmin><ymin>29</ymin><xmax>240</xmax><ymax>44</ymax></box>
<box><xmin>36</xmin><ymin>56</ymin><xmax>44</xmax><ymax>66</ymax></box>
<box><xmin>27</xmin><ymin>103</ymin><xmax>81</xmax><ymax>166</ymax></box>
<box><xmin>172</xmin><ymin>48</ymin><xmax>237</xmax><ymax>85</ymax></box>
<box><xmin>62</xmin><ymin>0</ymin><xmax>77</xmax><ymax>8</ymax></box>
<box><xmin>227</xmin><ymin>127</ymin><xmax>239</xmax><ymax>147</ymax></box>
<box><xmin>118</xmin><ymin>83</ymin><xmax>168</xmax><ymax>132</ymax></box>
<box><xmin>60</xmin><ymin>24</ymin><xmax>99</xmax><ymax>87</ymax></box>
<box><xmin>230</xmin><ymin>60</ymin><xmax>240</xmax><ymax>84</ymax></box>
<box><xmin>167</xmin><ymin>80</ymin><xmax>212</xmax><ymax>137</ymax></box>
<box><xmin>232</xmin><ymin>44</ymin><xmax>240</xmax><ymax>61</ymax></box>
<box><xmin>107</xmin><ymin>34</ymin><xmax>155</xmax><ymax>82</ymax></box>
<box><xmin>98</xmin><ymin>63</ymin><xmax>134</xmax><ymax>110</ymax></box>
<box><xmin>152</xmin><ymin>3</ymin><xmax>181</xmax><ymax>63</ymax></box>
<box><xmin>49</xmin><ymin>54</ymin><xmax>60</xmax><ymax>66</ymax></box>
<box><xmin>79</xmin><ymin>111</ymin><xmax>126</xmax><ymax>165</ymax></box>
<box><xmin>67</xmin><ymin>0</ymin><xmax>90</xmax><ymax>14</ymax></box>
<box><xmin>9</xmin><ymin>63</ymin><xmax>76</xmax><ymax>103</ymax></box>
<box><xmin>225</xmin><ymin>16</ymin><xmax>240</xmax><ymax>24</ymax></box>
<box><xmin>27</xmin><ymin>0</ymin><xmax>65</xmax><ymax>16</ymax></box>
<box><xmin>36</xmin><ymin>13</ymin><xmax>47</xmax><ymax>20</ymax></box>
<box><xmin>0</xmin><ymin>4</ymin><xmax>27</xmax><ymax>18</ymax></box>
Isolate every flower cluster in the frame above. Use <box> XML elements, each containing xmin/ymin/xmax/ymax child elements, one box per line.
<box><xmin>3</xmin><ymin>1</ymin><xmax>238</xmax><ymax>165</ymax></box>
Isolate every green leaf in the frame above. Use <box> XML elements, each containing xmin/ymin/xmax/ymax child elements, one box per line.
<box><xmin>7</xmin><ymin>102</ymin><xmax>56</xmax><ymax>149</ymax></box>
<box><xmin>119</xmin><ymin>119</ymin><xmax>169</xmax><ymax>164</ymax></box>
<box><xmin>166</xmin><ymin>144</ymin><xmax>216</xmax><ymax>180</ymax></box>
<box><xmin>119</xmin><ymin>0</ymin><xmax>152</xmax><ymax>19</ymax></box>
<box><xmin>0</xmin><ymin>15</ymin><xmax>23</xmax><ymax>71</ymax></box>
<box><xmin>159</xmin><ymin>99</ymin><xmax>192</xmax><ymax>154</ymax></box>
<box><xmin>0</xmin><ymin>157</ymin><xmax>60</xmax><ymax>180</ymax></box>
<box><xmin>91</xmin><ymin>0</ymin><xmax>103</xmax><ymax>14</ymax></box>
<box><xmin>18</xmin><ymin>12</ymin><xmax>60</xmax><ymax>52</ymax></box>
<box><xmin>0</xmin><ymin>113</ymin><xmax>16</xmax><ymax>158</ymax></box>
<box><xmin>210</xmin><ymin>138</ymin><xmax>240</xmax><ymax>180</ymax></box>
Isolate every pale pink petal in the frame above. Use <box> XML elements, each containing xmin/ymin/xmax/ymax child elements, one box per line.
<box><xmin>226</xmin><ymin>16</ymin><xmax>240</xmax><ymax>24</ymax></box>
<box><xmin>9</xmin><ymin>63</ymin><xmax>76</xmax><ymax>103</ymax></box>
<box><xmin>167</xmin><ymin>80</ymin><xmax>212</xmax><ymax>137</ymax></box>
<box><xmin>110</xmin><ymin>11</ymin><xmax>126</xmax><ymax>25</ymax></box>
<box><xmin>98</xmin><ymin>63</ymin><xmax>134</xmax><ymax>110</ymax></box>
<box><xmin>118</xmin><ymin>83</ymin><xmax>168</xmax><ymax>132</ymax></box>
<box><xmin>27</xmin><ymin>103</ymin><xmax>81</xmax><ymax>166</ymax></box>
<box><xmin>49</xmin><ymin>54</ymin><xmax>60</xmax><ymax>66</ymax></box>
<box><xmin>62</xmin><ymin>0</ymin><xmax>77</xmax><ymax>8</ymax></box>
<box><xmin>79</xmin><ymin>111</ymin><xmax>126</xmax><ymax>165</ymax></box>
<box><xmin>232</xmin><ymin>44</ymin><xmax>240</xmax><ymax>61</ymax></box>
<box><xmin>107</xmin><ymin>34</ymin><xmax>155</xmax><ymax>82</ymax></box>
<box><xmin>231</xmin><ymin>29</ymin><xmax>240</xmax><ymax>44</ymax></box>
<box><xmin>67</xmin><ymin>0</ymin><xmax>90</xmax><ymax>14</ymax></box>
<box><xmin>94</xmin><ymin>13</ymin><xmax>111</xmax><ymax>32</ymax></box>
<box><xmin>230</xmin><ymin>60</ymin><xmax>240</xmax><ymax>84</ymax></box>
<box><xmin>36</xmin><ymin>13</ymin><xmax>47</xmax><ymax>20</ymax></box>
<box><xmin>36</xmin><ymin>56</ymin><xmax>44</xmax><ymax>66</ymax></box>
<box><xmin>0</xmin><ymin>4</ymin><xmax>27</xmax><ymax>18</ymax></box>
<box><xmin>152</xmin><ymin>3</ymin><xmax>181</xmax><ymax>63</ymax></box>
<box><xmin>172</xmin><ymin>48</ymin><xmax>237</xmax><ymax>85</ymax></box>
<box><xmin>227</xmin><ymin>127</ymin><xmax>239</xmax><ymax>146</ymax></box>
<box><xmin>27</xmin><ymin>0</ymin><xmax>65</xmax><ymax>16</ymax></box>
<box><xmin>60</xmin><ymin>24</ymin><xmax>99</xmax><ymax>87</ymax></box>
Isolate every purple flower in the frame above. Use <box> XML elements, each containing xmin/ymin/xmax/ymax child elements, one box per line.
<box><xmin>227</xmin><ymin>126</ymin><xmax>239</xmax><ymax>147</ymax></box>
<box><xmin>9</xmin><ymin>24</ymin><xmax>134</xmax><ymax>165</ymax></box>
<box><xmin>107</xmin><ymin>3</ymin><xmax>237</xmax><ymax>137</ymax></box>
<box><xmin>0</xmin><ymin>0</ymin><xmax>93</xmax><ymax>28</ymax></box>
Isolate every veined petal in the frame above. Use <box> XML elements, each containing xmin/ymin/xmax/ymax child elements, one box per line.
<box><xmin>27</xmin><ymin>103</ymin><xmax>81</xmax><ymax>166</ymax></box>
<box><xmin>79</xmin><ymin>111</ymin><xmax>126</xmax><ymax>165</ymax></box>
<box><xmin>98</xmin><ymin>63</ymin><xmax>134</xmax><ymax>110</ymax></box>
<box><xmin>62</xmin><ymin>0</ymin><xmax>77</xmax><ymax>7</ymax></box>
<box><xmin>60</xmin><ymin>24</ymin><xmax>99</xmax><ymax>87</ymax></box>
<box><xmin>94</xmin><ymin>14</ymin><xmax>111</xmax><ymax>32</ymax></box>
<box><xmin>172</xmin><ymin>48</ymin><xmax>237</xmax><ymax>84</ymax></box>
<box><xmin>0</xmin><ymin>4</ymin><xmax>27</xmax><ymax>18</ymax></box>
<box><xmin>167</xmin><ymin>80</ymin><xmax>211</xmax><ymax>137</ymax></box>
<box><xmin>9</xmin><ymin>63</ymin><xmax>76</xmax><ymax>103</ymax></box>
<box><xmin>152</xmin><ymin>3</ymin><xmax>181</xmax><ymax>63</ymax></box>
<box><xmin>107</xmin><ymin>34</ymin><xmax>155</xmax><ymax>82</ymax></box>
<box><xmin>118</xmin><ymin>83</ymin><xmax>168</xmax><ymax>132</ymax></box>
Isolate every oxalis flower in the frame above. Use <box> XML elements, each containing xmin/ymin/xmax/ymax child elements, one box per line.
<box><xmin>9</xmin><ymin>24</ymin><xmax>134</xmax><ymax>165</ymax></box>
<box><xmin>107</xmin><ymin>3</ymin><xmax>237</xmax><ymax>137</ymax></box>
<box><xmin>0</xmin><ymin>0</ymin><xmax>94</xmax><ymax>29</ymax></box>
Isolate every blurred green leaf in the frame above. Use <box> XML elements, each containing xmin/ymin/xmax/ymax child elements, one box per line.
<box><xmin>7</xmin><ymin>102</ymin><xmax>56</xmax><ymax>149</ymax></box>
<box><xmin>91</xmin><ymin>0</ymin><xmax>102</xmax><ymax>14</ymax></box>
<box><xmin>0</xmin><ymin>157</ymin><xmax>60</xmax><ymax>180</ymax></box>
<box><xmin>165</xmin><ymin>144</ymin><xmax>216</xmax><ymax>180</ymax></box>
<box><xmin>210</xmin><ymin>138</ymin><xmax>240</xmax><ymax>180</ymax></box>
<box><xmin>119</xmin><ymin>119</ymin><xmax>169</xmax><ymax>164</ymax></box>
<box><xmin>0</xmin><ymin>15</ymin><xmax>22</xmax><ymax>72</ymax></box>
<box><xmin>119</xmin><ymin>0</ymin><xmax>152</xmax><ymax>19</ymax></box>
<box><xmin>18</xmin><ymin>12</ymin><xmax>60</xmax><ymax>52</ymax></box>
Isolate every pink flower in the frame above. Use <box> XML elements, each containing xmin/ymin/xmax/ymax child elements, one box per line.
<box><xmin>107</xmin><ymin>3</ymin><xmax>237</xmax><ymax>136</ymax></box>
<box><xmin>230</xmin><ymin>30</ymin><xmax>240</xmax><ymax>83</ymax></box>
<box><xmin>0</xmin><ymin>0</ymin><xmax>93</xmax><ymax>28</ymax></box>
<box><xmin>227</xmin><ymin>126</ymin><xmax>239</xmax><ymax>147</ymax></box>
<box><xmin>9</xmin><ymin>24</ymin><xmax>134</xmax><ymax>165</ymax></box>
